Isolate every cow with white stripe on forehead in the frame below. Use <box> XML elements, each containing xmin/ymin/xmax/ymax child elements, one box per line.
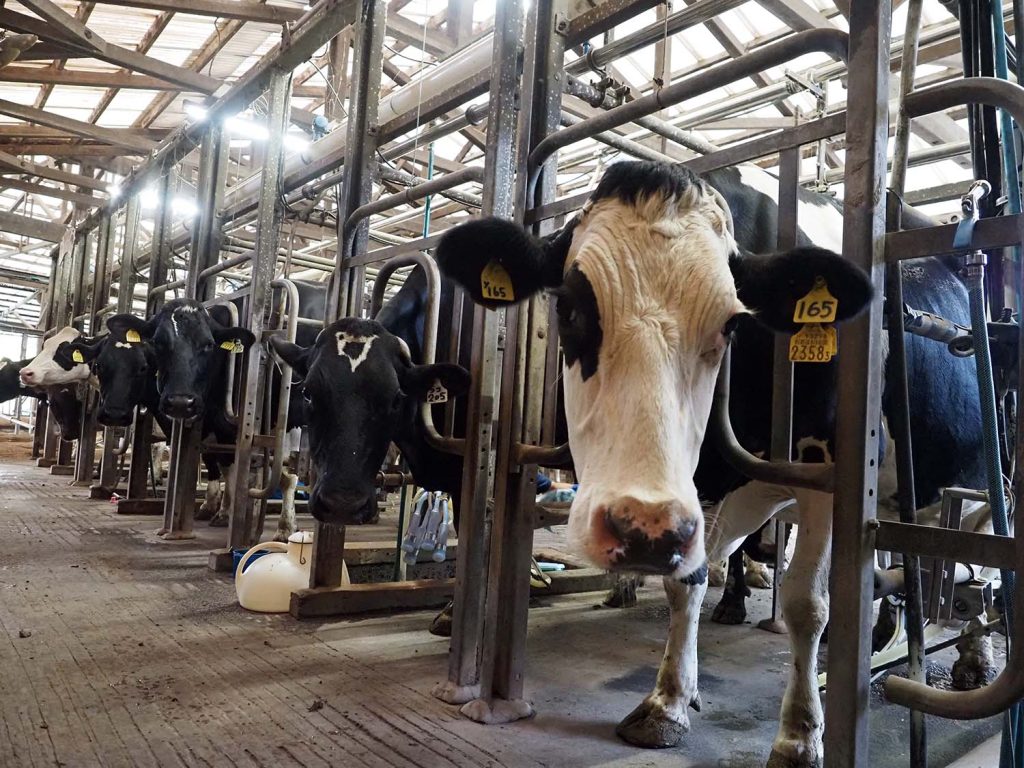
<box><xmin>437</xmin><ymin>160</ymin><xmax>879</xmax><ymax>765</ymax></box>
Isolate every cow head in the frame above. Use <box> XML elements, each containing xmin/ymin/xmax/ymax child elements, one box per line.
<box><xmin>53</xmin><ymin>316</ymin><xmax>157</xmax><ymax>427</ymax></box>
<box><xmin>436</xmin><ymin>161</ymin><xmax>872</xmax><ymax>579</ymax></box>
<box><xmin>106</xmin><ymin>299</ymin><xmax>254</xmax><ymax>423</ymax></box>
<box><xmin>19</xmin><ymin>327</ymin><xmax>91</xmax><ymax>388</ymax></box>
<box><xmin>270</xmin><ymin>318</ymin><xmax>470</xmax><ymax>525</ymax></box>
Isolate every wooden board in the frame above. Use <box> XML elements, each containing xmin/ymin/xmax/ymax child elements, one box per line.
<box><xmin>291</xmin><ymin>578</ymin><xmax>457</xmax><ymax>619</ymax></box>
<box><xmin>115</xmin><ymin>498</ymin><xmax>166</xmax><ymax>516</ymax></box>
<box><xmin>48</xmin><ymin>464</ymin><xmax>73</xmax><ymax>476</ymax></box>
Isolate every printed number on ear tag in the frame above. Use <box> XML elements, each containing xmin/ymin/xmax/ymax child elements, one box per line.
<box><xmin>220</xmin><ymin>340</ymin><xmax>244</xmax><ymax>353</ymax></box>
<box><xmin>426</xmin><ymin>381</ymin><xmax>449</xmax><ymax>404</ymax></box>
<box><xmin>480</xmin><ymin>260</ymin><xmax>515</xmax><ymax>302</ymax></box>
<box><xmin>72</xmin><ymin>349</ymin><xmax>85</xmax><ymax>364</ymax></box>
<box><xmin>789</xmin><ymin>324</ymin><xmax>836</xmax><ymax>363</ymax></box>
<box><xmin>125</xmin><ymin>329</ymin><xmax>141</xmax><ymax>344</ymax></box>
<box><xmin>793</xmin><ymin>276</ymin><xmax>838</xmax><ymax>324</ymax></box>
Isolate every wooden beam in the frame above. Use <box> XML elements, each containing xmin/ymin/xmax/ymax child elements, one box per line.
<box><xmin>0</xmin><ymin>8</ymin><xmax>220</xmax><ymax>94</ymax></box>
<box><xmin>0</xmin><ymin>211</ymin><xmax>64</xmax><ymax>242</ymax></box>
<box><xmin>0</xmin><ymin>66</ymin><xmax>197</xmax><ymax>90</ymax></box>
<box><xmin>0</xmin><ymin>178</ymin><xmax>101</xmax><ymax>207</ymax></box>
<box><xmin>0</xmin><ymin>98</ymin><xmax>158</xmax><ymax>152</ymax></box>
<box><xmin>0</xmin><ymin>151</ymin><xmax>108</xmax><ymax>191</ymax></box>
<box><xmin>756</xmin><ymin>0</ymin><xmax>834</xmax><ymax>29</ymax></box>
<box><xmin>15</xmin><ymin>43</ymin><xmax>92</xmax><ymax>61</ymax></box>
<box><xmin>0</xmin><ymin>143</ymin><xmax>140</xmax><ymax>157</ymax></box>
<box><xmin>0</xmin><ymin>126</ymin><xmax>167</xmax><ymax>140</ymax></box>
<box><xmin>87</xmin><ymin>0</ymin><xmax>303</xmax><ymax>23</ymax></box>
<box><xmin>386</xmin><ymin>13</ymin><xmax>453</xmax><ymax>58</ymax></box>
<box><xmin>18</xmin><ymin>0</ymin><xmax>102</xmax><ymax>52</ymax></box>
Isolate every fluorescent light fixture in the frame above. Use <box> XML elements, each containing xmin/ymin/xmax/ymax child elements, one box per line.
<box><xmin>138</xmin><ymin>187</ymin><xmax>197</xmax><ymax>218</ymax></box>
<box><xmin>226</xmin><ymin>116</ymin><xmax>269</xmax><ymax>140</ymax></box>
<box><xmin>185</xmin><ymin>103</ymin><xmax>208</xmax><ymax>121</ymax></box>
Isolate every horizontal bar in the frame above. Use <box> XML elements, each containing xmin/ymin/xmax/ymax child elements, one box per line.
<box><xmin>874</xmin><ymin>520</ymin><xmax>1017</xmax><ymax>571</ymax></box>
<box><xmin>885</xmin><ymin>213</ymin><xmax>1024</xmax><ymax>262</ymax></box>
<box><xmin>348</xmin><ymin>232</ymin><xmax>446</xmax><ymax>268</ymax></box>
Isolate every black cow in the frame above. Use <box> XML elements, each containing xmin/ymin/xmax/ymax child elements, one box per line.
<box><xmin>435</xmin><ymin>160</ymin><xmax>984</xmax><ymax>765</ymax></box>
<box><xmin>0</xmin><ymin>357</ymin><xmax>43</xmax><ymax>404</ymax></box>
<box><xmin>270</xmin><ymin>268</ymin><xmax>470</xmax><ymax>525</ymax></box>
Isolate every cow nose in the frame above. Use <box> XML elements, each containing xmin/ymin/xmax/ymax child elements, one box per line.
<box><xmin>601</xmin><ymin>496</ymin><xmax>700</xmax><ymax>575</ymax></box>
<box><xmin>310</xmin><ymin>485</ymin><xmax>374</xmax><ymax>525</ymax></box>
<box><xmin>19</xmin><ymin>369</ymin><xmax>35</xmax><ymax>384</ymax></box>
<box><xmin>98</xmin><ymin>407</ymin><xmax>133</xmax><ymax>427</ymax></box>
<box><xmin>163</xmin><ymin>394</ymin><xmax>197</xmax><ymax>418</ymax></box>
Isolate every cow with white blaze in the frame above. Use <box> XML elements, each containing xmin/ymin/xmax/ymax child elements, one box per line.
<box><xmin>437</xmin><ymin>160</ymin><xmax>890</xmax><ymax>766</ymax></box>
<box><xmin>18</xmin><ymin>327</ymin><xmax>95</xmax><ymax>440</ymax></box>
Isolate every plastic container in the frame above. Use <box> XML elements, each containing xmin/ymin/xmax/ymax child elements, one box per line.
<box><xmin>234</xmin><ymin>531</ymin><xmax>349</xmax><ymax>613</ymax></box>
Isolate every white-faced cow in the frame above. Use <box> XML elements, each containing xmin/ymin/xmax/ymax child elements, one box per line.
<box><xmin>18</xmin><ymin>328</ymin><xmax>94</xmax><ymax>440</ymax></box>
<box><xmin>435</xmin><ymin>160</ymin><xmax>984</xmax><ymax>767</ymax></box>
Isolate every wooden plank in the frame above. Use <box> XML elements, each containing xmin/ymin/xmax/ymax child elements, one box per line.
<box><xmin>18</xmin><ymin>0</ymin><xmax>103</xmax><ymax>52</ymax></box>
<box><xmin>0</xmin><ymin>98</ymin><xmax>157</xmax><ymax>152</ymax></box>
<box><xmin>540</xmin><ymin>568</ymin><xmax>617</xmax><ymax>596</ymax></box>
<box><xmin>0</xmin><ymin>151</ymin><xmax>108</xmax><ymax>190</ymax></box>
<box><xmin>290</xmin><ymin>578</ymin><xmax>456</xmax><ymax>618</ymax></box>
<box><xmin>0</xmin><ymin>143</ymin><xmax>140</xmax><ymax>157</ymax></box>
<box><xmin>0</xmin><ymin>178</ymin><xmax>100</xmax><ymax>207</ymax></box>
<box><xmin>87</xmin><ymin>0</ymin><xmax>304</xmax><ymax>23</ymax></box>
<box><xmin>0</xmin><ymin>66</ymin><xmax>191</xmax><ymax>90</ymax></box>
<box><xmin>115</xmin><ymin>498</ymin><xmax>165</xmax><ymax>515</ymax></box>
<box><xmin>0</xmin><ymin>211</ymin><xmax>64</xmax><ymax>242</ymax></box>
<box><xmin>49</xmin><ymin>464</ymin><xmax>74</xmax><ymax>476</ymax></box>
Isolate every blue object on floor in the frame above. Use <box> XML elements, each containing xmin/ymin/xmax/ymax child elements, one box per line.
<box><xmin>232</xmin><ymin>547</ymin><xmax>271</xmax><ymax>577</ymax></box>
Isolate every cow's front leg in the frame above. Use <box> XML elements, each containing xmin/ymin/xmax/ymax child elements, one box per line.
<box><xmin>209</xmin><ymin>474</ymin><xmax>233</xmax><ymax>527</ymax></box>
<box><xmin>768</xmin><ymin>489</ymin><xmax>831</xmax><ymax>768</ymax></box>
<box><xmin>617</xmin><ymin>566</ymin><xmax>707</xmax><ymax>748</ymax></box>
<box><xmin>273</xmin><ymin>471</ymin><xmax>298</xmax><ymax>542</ymax></box>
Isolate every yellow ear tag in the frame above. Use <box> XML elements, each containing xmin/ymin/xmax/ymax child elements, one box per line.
<box><xmin>789</xmin><ymin>324</ymin><xmax>837</xmax><ymax>363</ymax></box>
<box><xmin>125</xmin><ymin>329</ymin><xmax>141</xmax><ymax>344</ymax></box>
<box><xmin>426</xmin><ymin>380</ymin><xmax>448</xmax><ymax>404</ymax></box>
<box><xmin>220</xmin><ymin>340</ymin><xmax>243</xmax><ymax>353</ymax></box>
<box><xmin>793</xmin><ymin>276</ymin><xmax>838</xmax><ymax>324</ymax></box>
<box><xmin>480</xmin><ymin>260</ymin><xmax>515</xmax><ymax>302</ymax></box>
<box><xmin>72</xmin><ymin>349</ymin><xmax>85</xmax><ymax>364</ymax></box>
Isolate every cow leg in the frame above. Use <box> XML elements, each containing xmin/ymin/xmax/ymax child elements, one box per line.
<box><xmin>616</xmin><ymin>569</ymin><xmax>707</xmax><ymax>748</ymax></box>
<box><xmin>767</xmin><ymin>489</ymin><xmax>831</xmax><ymax>768</ymax></box>
<box><xmin>603</xmin><ymin>574</ymin><xmax>643</xmax><ymax>608</ymax></box>
<box><xmin>952</xmin><ymin>618</ymin><xmax>995</xmax><ymax>690</ymax></box>
<box><xmin>273</xmin><ymin>471</ymin><xmax>298</xmax><ymax>542</ymax></box>
<box><xmin>711</xmin><ymin>548</ymin><xmax>749</xmax><ymax>625</ymax></box>
<box><xmin>210</xmin><ymin>471</ymin><xmax>233</xmax><ymax>527</ymax></box>
<box><xmin>196</xmin><ymin>455</ymin><xmax>221</xmax><ymax>521</ymax></box>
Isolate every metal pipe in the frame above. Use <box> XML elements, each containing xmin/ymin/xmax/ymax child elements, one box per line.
<box><xmin>527</xmin><ymin>29</ymin><xmax>850</xmax><ymax>202</ymax></box>
<box><xmin>368</xmin><ymin>252</ymin><xmax>464</xmax><ymax>455</ymax></box>
<box><xmin>710</xmin><ymin>347</ymin><xmax>833</xmax><ymax>492</ymax></box>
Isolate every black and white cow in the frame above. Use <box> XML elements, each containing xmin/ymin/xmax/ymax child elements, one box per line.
<box><xmin>0</xmin><ymin>357</ymin><xmax>43</xmax><ymax>404</ymax></box>
<box><xmin>18</xmin><ymin>329</ymin><xmax>93</xmax><ymax>440</ymax></box>
<box><xmin>436</xmin><ymin>160</ymin><xmax>984</xmax><ymax>766</ymax></box>
<box><xmin>269</xmin><ymin>268</ymin><xmax>470</xmax><ymax>525</ymax></box>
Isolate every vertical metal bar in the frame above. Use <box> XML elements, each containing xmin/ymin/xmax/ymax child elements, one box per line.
<box><xmin>189</xmin><ymin>124</ymin><xmax>228</xmax><ymax>302</ymax></box>
<box><xmin>96</xmin><ymin>210</ymin><xmax>124</xmax><ymax>497</ymax></box>
<box><xmin>761</xmin><ymin>145</ymin><xmax>798</xmax><ymax>635</ymax></box>
<box><xmin>312</xmin><ymin>0</ymin><xmax>387</xmax><ymax>588</ymax></box>
<box><xmin>226</xmin><ymin>69</ymin><xmax>292</xmax><ymax>550</ymax></box>
<box><xmin>438</xmin><ymin>0</ymin><xmax>527</xmax><ymax>708</ymax></box>
<box><xmin>823</xmin><ymin>4</ymin><xmax>891</xmax><ymax>767</ymax></box>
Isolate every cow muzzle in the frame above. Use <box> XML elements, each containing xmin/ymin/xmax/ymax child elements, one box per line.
<box><xmin>309</xmin><ymin>484</ymin><xmax>375</xmax><ymax>525</ymax></box>
<box><xmin>161</xmin><ymin>394</ymin><xmax>200</xmax><ymax>422</ymax></box>
<box><xmin>98</xmin><ymin>405</ymin><xmax>134</xmax><ymax>427</ymax></box>
<box><xmin>589</xmin><ymin>496</ymin><xmax>702</xmax><ymax>576</ymax></box>
<box><xmin>19</xmin><ymin>368</ymin><xmax>36</xmax><ymax>386</ymax></box>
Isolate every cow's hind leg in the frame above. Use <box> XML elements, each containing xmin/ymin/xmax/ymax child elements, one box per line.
<box><xmin>617</xmin><ymin>566</ymin><xmax>707</xmax><ymax>748</ymax></box>
<box><xmin>196</xmin><ymin>455</ymin><xmax>221</xmax><ymax>521</ymax></box>
<box><xmin>767</xmin><ymin>489</ymin><xmax>831</xmax><ymax>768</ymax></box>
<box><xmin>604</xmin><ymin>574</ymin><xmax>644</xmax><ymax>608</ymax></box>
<box><xmin>209</xmin><ymin>469</ymin><xmax>233</xmax><ymax>527</ymax></box>
<box><xmin>711</xmin><ymin>548</ymin><xmax>749</xmax><ymax>625</ymax></box>
<box><xmin>951</xmin><ymin>618</ymin><xmax>995</xmax><ymax>690</ymax></box>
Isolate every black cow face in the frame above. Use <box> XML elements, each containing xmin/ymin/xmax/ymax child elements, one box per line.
<box><xmin>270</xmin><ymin>318</ymin><xmax>470</xmax><ymax>526</ymax></box>
<box><xmin>436</xmin><ymin>160</ymin><xmax>873</xmax><ymax>579</ymax></box>
<box><xmin>0</xmin><ymin>357</ymin><xmax>26</xmax><ymax>403</ymax></box>
<box><xmin>107</xmin><ymin>299</ymin><xmax>254</xmax><ymax>423</ymax></box>
<box><xmin>47</xmin><ymin>385</ymin><xmax>83</xmax><ymax>440</ymax></box>
<box><xmin>54</xmin><ymin>316</ymin><xmax>156</xmax><ymax>427</ymax></box>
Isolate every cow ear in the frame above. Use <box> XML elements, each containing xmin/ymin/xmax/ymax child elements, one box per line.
<box><xmin>435</xmin><ymin>216</ymin><xmax>575</xmax><ymax>308</ymax></box>
<box><xmin>54</xmin><ymin>339</ymin><xmax>102</xmax><ymax>370</ymax></box>
<box><xmin>269</xmin><ymin>336</ymin><xmax>312</xmax><ymax>376</ymax></box>
<box><xmin>106</xmin><ymin>314</ymin><xmax>152</xmax><ymax>340</ymax></box>
<box><xmin>401</xmin><ymin>363</ymin><xmax>471</xmax><ymax>401</ymax></box>
<box><xmin>730</xmin><ymin>246</ymin><xmax>874</xmax><ymax>332</ymax></box>
<box><xmin>211</xmin><ymin>326</ymin><xmax>256</xmax><ymax>350</ymax></box>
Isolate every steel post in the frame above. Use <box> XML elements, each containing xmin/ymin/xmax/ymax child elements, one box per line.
<box><xmin>74</xmin><ymin>229</ymin><xmax>101</xmax><ymax>485</ymax></box>
<box><xmin>310</xmin><ymin>1</ymin><xmax>388</xmax><ymax>589</ymax></box>
<box><xmin>226</xmin><ymin>69</ymin><xmax>292</xmax><ymax>551</ymax></box>
<box><xmin>95</xmin><ymin>213</ymin><xmax>123</xmax><ymax>497</ymax></box>
<box><xmin>823</xmin><ymin>4</ymin><xmax>891</xmax><ymax>766</ymax></box>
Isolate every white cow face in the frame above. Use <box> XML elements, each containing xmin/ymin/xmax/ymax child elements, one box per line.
<box><xmin>20</xmin><ymin>327</ymin><xmax>91</xmax><ymax>388</ymax></box>
<box><xmin>436</xmin><ymin>161</ymin><xmax>873</xmax><ymax>580</ymax></box>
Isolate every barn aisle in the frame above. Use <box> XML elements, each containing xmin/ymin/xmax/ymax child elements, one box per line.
<box><xmin>0</xmin><ymin>442</ymin><xmax>1003</xmax><ymax>768</ymax></box>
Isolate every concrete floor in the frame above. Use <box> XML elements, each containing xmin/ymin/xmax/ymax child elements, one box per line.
<box><xmin>0</xmin><ymin>436</ymin><xmax>1003</xmax><ymax>767</ymax></box>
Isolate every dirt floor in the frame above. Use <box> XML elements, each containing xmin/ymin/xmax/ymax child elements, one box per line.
<box><xmin>0</xmin><ymin>435</ymin><xmax>1003</xmax><ymax>768</ymax></box>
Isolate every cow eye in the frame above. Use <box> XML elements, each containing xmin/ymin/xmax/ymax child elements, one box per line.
<box><xmin>722</xmin><ymin>315</ymin><xmax>741</xmax><ymax>338</ymax></box>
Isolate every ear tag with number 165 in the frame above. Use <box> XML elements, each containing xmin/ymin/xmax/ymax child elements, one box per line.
<box><xmin>481</xmin><ymin>260</ymin><xmax>515</xmax><ymax>302</ymax></box>
<box><xmin>793</xmin><ymin>276</ymin><xmax>838</xmax><ymax>324</ymax></box>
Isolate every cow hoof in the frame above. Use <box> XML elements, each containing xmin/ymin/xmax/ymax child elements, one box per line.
<box><xmin>952</xmin><ymin>656</ymin><xmax>995</xmax><ymax>690</ymax></box>
<box><xmin>616</xmin><ymin>699</ymin><xmax>688</xmax><ymax>748</ymax></box>
<box><xmin>208</xmin><ymin>512</ymin><xmax>229</xmax><ymax>528</ymax></box>
<box><xmin>711</xmin><ymin>599</ymin><xmax>746</xmax><ymax>625</ymax></box>
<box><xmin>195</xmin><ymin>505</ymin><xmax>214</xmax><ymax>522</ymax></box>
<box><xmin>766</xmin><ymin>748</ymin><xmax>822</xmax><ymax>768</ymax></box>
<box><xmin>745</xmin><ymin>562</ymin><xmax>773</xmax><ymax>590</ymax></box>
<box><xmin>708</xmin><ymin>560</ymin><xmax>727</xmax><ymax>587</ymax></box>
<box><xmin>273</xmin><ymin>527</ymin><xmax>293</xmax><ymax>543</ymax></box>
<box><xmin>429</xmin><ymin>601</ymin><xmax>453</xmax><ymax>637</ymax></box>
<box><xmin>603</xmin><ymin>576</ymin><xmax>640</xmax><ymax>608</ymax></box>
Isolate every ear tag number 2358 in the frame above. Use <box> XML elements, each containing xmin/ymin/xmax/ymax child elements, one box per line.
<box><xmin>789</xmin><ymin>276</ymin><xmax>838</xmax><ymax>364</ymax></box>
<box><xmin>481</xmin><ymin>260</ymin><xmax>515</xmax><ymax>302</ymax></box>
